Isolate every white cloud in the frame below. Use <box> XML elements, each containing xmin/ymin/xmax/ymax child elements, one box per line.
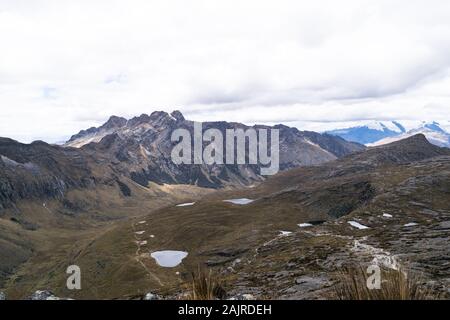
<box><xmin>1</xmin><ymin>0</ymin><xmax>450</xmax><ymax>142</ymax></box>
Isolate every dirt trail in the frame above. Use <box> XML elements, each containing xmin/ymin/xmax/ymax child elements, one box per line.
<box><xmin>131</xmin><ymin>220</ymin><xmax>164</xmax><ymax>287</ymax></box>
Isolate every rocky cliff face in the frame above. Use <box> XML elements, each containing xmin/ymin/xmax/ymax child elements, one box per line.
<box><xmin>0</xmin><ymin>137</ymin><xmax>124</xmax><ymax>213</ymax></box>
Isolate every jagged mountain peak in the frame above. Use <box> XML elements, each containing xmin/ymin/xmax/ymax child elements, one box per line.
<box><xmin>102</xmin><ymin>115</ymin><xmax>127</xmax><ymax>129</ymax></box>
<box><xmin>127</xmin><ymin>110</ymin><xmax>185</xmax><ymax>126</ymax></box>
<box><xmin>65</xmin><ymin>110</ymin><xmax>186</xmax><ymax>148</ymax></box>
<box><xmin>127</xmin><ymin>113</ymin><xmax>152</xmax><ymax>126</ymax></box>
<box><xmin>170</xmin><ymin>110</ymin><xmax>185</xmax><ymax>121</ymax></box>
<box><xmin>149</xmin><ymin>110</ymin><xmax>171</xmax><ymax>120</ymax></box>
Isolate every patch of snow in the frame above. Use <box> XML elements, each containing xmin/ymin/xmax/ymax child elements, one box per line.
<box><xmin>404</xmin><ymin>222</ymin><xmax>419</xmax><ymax>227</ymax></box>
<box><xmin>150</xmin><ymin>250</ymin><xmax>188</xmax><ymax>268</ymax></box>
<box><xmin>231</xmin><ymin>258</ymin><xmax>242</xmax><ymax>267</ymax></box>
<box><xmin>65</xmin><ymin>131</ymin><xmax>110</xmax><ymax>148</ymax></box>
<box><xmin>298</xmin><ymin>223</ymin><xmax>313</xmax><ymax>228</ymax></box>
<box><xmin>229</xmin><ymin>294</ymin><xmax>256</xmax><ymax>301</ymax></box>
<box><xmin>382</xmin><ymin>213</ymin><xmax>393</xmax><ymax>218</ymax></box>
<box><xmin>441</xmin><ymin>120</ymin><xmax>450</xmax><ymax>133</ymax></box>
<box><xmin>279</xmin><ymin>231</ymin><xmax>293</xmax><ymax>236</ymax></box>
<box><xmin>348</xmin><ymin>221</ymin><xmax>370</xmax><ymax>230</ymax></box>
<box><xmin>176</xmin><ymin>202</ymin><xmax>195</xmax><ymax>207</ymax></box>
<box><xmin>383</xmin><ymin>121</ymin><xmax>405</xmax><ymax>133</ymax></box>
<box><xmin>141</xmin><ymin>146</ymin><xmax>152</xmax><ymax>156</ymax></box>
<box><xmin>348</xmin><ymin>121</ymin><xmax>404</xmax><ymax>133</ymax></box>
<box><xmin>150</xmin><ymin>235</ymin><xmax>155</xmax><ymax>238</ymax></box>
<box><xmin>138</xmin><ymin>221</ymin><xmax>146</xmax><ymax>224</ymax></box>
<box><xmin>303</xmin><ymin>139</ymin><xmax>321</xmax><ymax>148</ymax></box>
<box><xmin>303</xmin><ymin>139</ymin><xmax>335</xmax><ymax>157</ymax></box>
<box><xmin>223</xmin><ymin>198</ymin><xmax>255</xmax><ymax>205</ymax></box>
<box><xmin>135</xmin><ymin>231</ymin><xmax>145</xmax><ymax>235</ymax></box>
<box><xmin>365</xmin><ymin>121</ymin><xmax>387</xmax><ymax>131</ymax></box>
<box><xmin>395</xmin><ymin>120</ymin><xmax>425</xmax><ymax>132</ymax></box>
<box><xmin>419</xmin><ymin>130</ymin><xmax>450</xmax><ymax>147</ymax></box>
<box><xmin>1</xmin><ymin>155</ymin><xmax>19</xmax><ymax>166</ymax></box>
<box><xmin>137</xmin><ymin>240</ymin><xmax>147</xmax><ymax>246</ymax></box>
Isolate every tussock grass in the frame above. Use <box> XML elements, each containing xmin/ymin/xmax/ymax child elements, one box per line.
<box><xmin>185</xmin><ymin>266</ymin><xmax>227</xmax><ymax>300</ymax></box>
<box><xmin>333</xmin><ymin>266</ymin><xmax>437</xmax><ymax>300</ymax></box>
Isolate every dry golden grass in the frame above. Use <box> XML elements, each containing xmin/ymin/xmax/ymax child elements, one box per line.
<box><xmin>185</xmin><ymin>266</ymin><xmax>227</xmax><ymax>300</ymax></box>
<box><xmin>333</xmin><ymin>266</ymin><xmax>438</xmax><ymax>300</ymax></box>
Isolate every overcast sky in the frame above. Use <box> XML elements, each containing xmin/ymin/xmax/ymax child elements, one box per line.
<box><xmin>1</xmin><ymin>0</ymin><xmax>450</xmax><ymax>143</ymax></box>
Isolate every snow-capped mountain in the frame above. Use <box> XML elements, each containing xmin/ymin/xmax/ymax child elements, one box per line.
<box><xmin>326</xmin><ymin>121</ymin><xmax>406</xmax><ymax>145</ymax></box>
<box><xmin>367</xmin><ymin>122</ymin><xmax>450</xmax><ymax>148</ymax></box>
<box><xmin>327</xmin><ymin>121</ymin><xmax>450</xmax><ymax>148</ymax></box>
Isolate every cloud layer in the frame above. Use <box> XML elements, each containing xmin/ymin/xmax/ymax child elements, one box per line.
<box><xmin>1</xmin><ymin>0</ymin><xmax>450</xmax><ymax>142</ymax></box>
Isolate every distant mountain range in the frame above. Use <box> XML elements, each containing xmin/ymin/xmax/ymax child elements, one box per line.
<box><xmin>64</xmin><ymin>111</ymin><xmax>364</xmax><ymax>188</ymax></box>
<box><xmin>326</xmin><ymin>121</ymin><xmax>450</xmax><ymax>148</ymax></box>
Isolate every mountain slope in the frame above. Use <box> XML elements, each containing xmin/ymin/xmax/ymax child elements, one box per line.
<box><xmin>9</xmin><ymin>134</ymin><xmax>448</xmax><ymax>299</ymax></box>
<box><xmin>0</xmin><ymin>136</ymin><xmax>216</xmax><ymax>294</ymax></box>
<box><xmin>0</xmin><ymin>138</ymin><xmax>102</xmax><ymax>211</ymax></box>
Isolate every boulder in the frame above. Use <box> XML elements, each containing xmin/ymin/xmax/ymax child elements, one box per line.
<box><xmin>143</xmin><ymin>292</ymin><xmax>161</xmax><ymax>300</ymax></box>
<box><xmin>29</xmin><ymin>290</ymin><xmax>59</xmax><ymax>300</ymax></box>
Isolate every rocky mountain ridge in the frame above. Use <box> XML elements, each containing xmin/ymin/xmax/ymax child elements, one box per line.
<box><xmin>66</xmin><ymin>110</ymin><xmax>364</xmax><ymax>188</ymax></box>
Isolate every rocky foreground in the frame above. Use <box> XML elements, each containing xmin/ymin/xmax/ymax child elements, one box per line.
<box><xmin>218</xmin><ymin>153</ymin><xmax>450</xmax><ymax>299</ymax></box>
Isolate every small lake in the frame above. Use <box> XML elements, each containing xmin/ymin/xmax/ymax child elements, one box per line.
<box><xmin>223</xmin><ymin>198</ymin><xmax>255</xmax><ymax>205</ymax></box>
<box><xmin>150</xmin><ymin>250</ymin><xmax>188</xmax><ymax>268</ymax></box>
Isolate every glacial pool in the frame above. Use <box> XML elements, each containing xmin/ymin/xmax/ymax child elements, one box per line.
<box><xmin>223</xmin><ymin>198</ymin><xmax>255</xmax><ymax>205</ymax></box>
<box><xmin>150</xmin><ymin>250</ymin><xmax>188</xmax><ymax>268</ymax></box>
